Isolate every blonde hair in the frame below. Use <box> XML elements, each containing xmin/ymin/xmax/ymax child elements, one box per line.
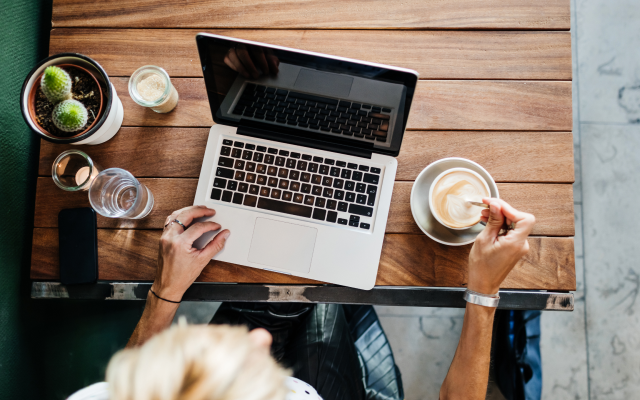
<box><xmin>106</xmin><ymin>322</ymin><xmax>290</xmax><ymax>400</ymax></box>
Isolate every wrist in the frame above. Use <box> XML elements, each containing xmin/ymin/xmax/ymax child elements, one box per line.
<box><xmin>151</xmin><ymin>282</ymin><xmax>184</xmax><ymax>303</ymax></box>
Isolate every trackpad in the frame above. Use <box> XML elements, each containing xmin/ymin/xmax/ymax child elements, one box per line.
<box><xmin>248</xmin><ymin>218</ymin><xmax>317</xmax><ymax>274</ymax></box>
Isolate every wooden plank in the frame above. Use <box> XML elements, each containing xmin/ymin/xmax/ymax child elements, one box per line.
<box><xmin>51</xmin><ymin>0</ymin><xmax>570</xmax><ymax>30</ymax></box>
<box><xmin>49</xmin><ymin>29</ymin><xmax>572</xmax><ymax>80</ymax></box>
<box><xmin>107</xmin><ymin>78</ymin><xmax>571</xmax><ymax>131</ymax></box>
<box><xmin>33</xmin><ymin>177</ymin><xmax>574</xmax><ymax>236</ymax></box>
<box><xmin>31</xmin><ymin>228</ymin><xmax>576</xmax><ymax>290</ymax></box>
<box><xmin>39</xmin><ymin>128</ymin><xmax>574</xmax><ymax>183</ymax></box>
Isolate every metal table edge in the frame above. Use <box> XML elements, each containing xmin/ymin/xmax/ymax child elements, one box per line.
<box><xmin>31</xmin><ymin>281</ymin><xmax>574</xmax><ymax>311</ymax></box>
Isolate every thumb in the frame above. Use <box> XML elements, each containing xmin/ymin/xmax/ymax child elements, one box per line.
<box><xmin>200</xmin><ymin>229</ymin><xmax>230</xmax><ymax>260</ymax></box>
<box><xmin>483</xmin><ymin>201</ymin><xmax>504</xmax><ymax>238</ymax></box>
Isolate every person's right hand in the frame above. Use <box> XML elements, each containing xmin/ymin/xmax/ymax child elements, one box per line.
<box><xmin>153</xmin><ymin>205</ymin><xmax>230</xmax><ymax>302</ymax></box>
<box><xmin>224</xmin><ymin>44</ymin><xmax>280</xmax><ymax>79</ymax></box>
<box><xmin>467</xmin><ymin>198</ymin><xmax>535</xmax><ymax>295</ymax></box>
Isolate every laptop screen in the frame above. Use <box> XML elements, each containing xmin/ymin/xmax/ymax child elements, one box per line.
<box><xmin>196</xmin><ymin>33</ymin><xmax>418</xmax><ymax>157</ymax></box>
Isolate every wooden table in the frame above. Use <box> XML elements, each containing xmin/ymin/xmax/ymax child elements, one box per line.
<box><xmin>31</xmin><ymin>0</ymin><xmax>575</xmax><ymax>309</ymax></box>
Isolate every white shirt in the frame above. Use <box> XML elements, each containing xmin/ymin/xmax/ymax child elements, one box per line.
<box><xmin>68</xmin><ymin>377</ymin><xmax>322</xmax><ymax>400</ymax></box>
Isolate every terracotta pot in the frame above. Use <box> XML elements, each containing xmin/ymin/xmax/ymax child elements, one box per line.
<box><xmin>27</xmin><ymin>64</ymin><xmax>104</xmax><ymax>138</ymax></box>
<box><xmin>21</xmin><ymin>53</ymin><xmax>124</xmax><ymax>145</ymax></box>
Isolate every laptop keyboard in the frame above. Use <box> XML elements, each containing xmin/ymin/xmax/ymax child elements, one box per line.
<box><xmin>210</xmin><ymin>139</ymin><xmax>383</xmax><ymax>230</ymax></box>
<box><xmin>231</xmin><ymin>84</ymin><xmax>392</xmax><ymax>143</ymax></box>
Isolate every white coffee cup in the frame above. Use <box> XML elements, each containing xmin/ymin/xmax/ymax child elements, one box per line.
<box><xmin>428</xmin><ymin>167</ymin><xmax>491</xmax><ymax>230</ymax></box>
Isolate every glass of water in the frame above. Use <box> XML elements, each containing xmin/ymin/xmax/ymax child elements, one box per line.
<box><xmin>88</xmin><ymin>168</ymin><xmax>154</xmax><ymax>219</ymax></box>
<box><xmin>52</xmin><ymin>150</ymin><xmax>102</xmax><ymax>191</ymax></box>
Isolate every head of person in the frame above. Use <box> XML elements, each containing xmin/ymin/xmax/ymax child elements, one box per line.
<box><xmin>106</xmin><ymin>322</ymin><xmax>289</xmax><ymax>400</ymax></box>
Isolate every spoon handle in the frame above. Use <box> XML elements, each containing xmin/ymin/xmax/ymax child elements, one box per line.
<box><xmin>468</xmin><ymin>201</ymin><xmax>489</xmax><ymax>209</ymax></box>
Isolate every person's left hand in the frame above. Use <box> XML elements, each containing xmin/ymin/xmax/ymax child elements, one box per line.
<box><xmin>153</xmin><ymin>206</ymin><xmax>230</xmax><ymax>302</ymax></box>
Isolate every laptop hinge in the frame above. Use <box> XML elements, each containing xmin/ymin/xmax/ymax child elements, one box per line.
<box><xmin>236</xmin><ymin>121</ymin><xmax>374</xmax><ymax>159</ymax></box>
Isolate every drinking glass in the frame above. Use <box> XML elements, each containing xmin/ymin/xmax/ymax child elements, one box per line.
<box><xmin>128</xmin><ymin>65</ymin><xmax>179</xmax><ymax>113</ymax></box>
<box><xmin>88</xmin><ymin>168</ymin><xmax>154</xmax><ymax>219</ymax></box>
<box><xmin>52</xmin><ymin>150</ymin><xmax>102</xmax><ymax>191</ymax></box>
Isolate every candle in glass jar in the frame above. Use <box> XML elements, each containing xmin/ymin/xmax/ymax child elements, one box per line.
<box><xmin>75</xmin><ymin>166</ymin><xmax>99</xmax><ymax>187</ymax></box>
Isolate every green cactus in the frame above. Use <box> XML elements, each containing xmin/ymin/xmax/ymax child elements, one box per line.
<box><xmin>52</xmin><ymin>100</ymin><xmax>88</xmax><ymax>132</ymax></box>
<box><xmin>41</xmin><ymin>66</ymin><xmax>72</xmax><ymax>103</ymax></box>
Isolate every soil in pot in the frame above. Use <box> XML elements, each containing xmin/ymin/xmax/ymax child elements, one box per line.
<box><xmin>35</xmin><ymin>67</ymin><xmax>101</xmax><ymax>138</ymax></box>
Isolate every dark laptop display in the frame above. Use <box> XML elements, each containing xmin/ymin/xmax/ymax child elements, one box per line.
<box><xmin>196</xmin><ymin>34</ymin><xmax>418</xmax><ymax>157</ymax></box>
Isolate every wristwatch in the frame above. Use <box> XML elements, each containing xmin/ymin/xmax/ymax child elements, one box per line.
<box><xmin>463</xmin><ymin>289</ymin><xmax>500</xmax><ymax>308</ymax></box>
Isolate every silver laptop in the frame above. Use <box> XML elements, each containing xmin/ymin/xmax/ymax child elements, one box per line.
<box><xmin>192</xmin><ymin>33</ymin><xmax>418</xmax><ymax>290</ymax></box>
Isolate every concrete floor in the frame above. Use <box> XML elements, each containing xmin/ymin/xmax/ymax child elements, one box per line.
<box><xmin>175</xmin><ymin>1</ymin><xmax>639</xmax><ymax>397</ymax></box>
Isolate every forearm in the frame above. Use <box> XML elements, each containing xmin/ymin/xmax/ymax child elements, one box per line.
<box><xmin>126</xmin><ymin>290</ymin><xmax>180</xmax><ymax>348</ymax></box>
<box><xmin>440</xmin><ymin>303</ymin><xmax>495</xmax><ymax>400</ymax></box>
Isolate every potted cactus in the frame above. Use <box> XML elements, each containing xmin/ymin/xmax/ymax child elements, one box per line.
<box><xmin>21</xmin><ymin>53</ymin><xmax>124</xmax><ymax>145</ymax></box>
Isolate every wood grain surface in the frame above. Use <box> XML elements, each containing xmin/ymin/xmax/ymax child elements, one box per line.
<box><xmin>50</xmin><ymin>29</ymin><xmax>572</xmax><ymax>80</ymax></box>
<box><xmin>106</xmin><ymin>78</ymin><xmax>572</xmax><ymax>131</ymax></box>
<box><xmin>33</xmin><ymin>177</ymin><xmax>574</xmax><ymax>236</ymax></box>
<box><xmin>31</xmin><ymin>228</ymin><xmax>576</xmax><ymax>290</ymax></box>
<box><xmin>51</xmin><ymin>0</ymin><xmax>570</xmax><ymax>29</ymax></box>
<box><xmin>39</xmin><ymin>128</ymin><xmax>574</xmax><ymax>183</ymax></box>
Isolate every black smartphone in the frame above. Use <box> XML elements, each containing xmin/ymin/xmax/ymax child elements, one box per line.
<box><xmin>58</xmin><ymin>208</ymin><xmax>98</xmax><ymax>285</ymax></box>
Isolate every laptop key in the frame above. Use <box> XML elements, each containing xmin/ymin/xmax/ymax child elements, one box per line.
<box><xmin>232</xmin><ymin>192</ymin><xmax>243</xmax><ymax>204</ymax></box>
<box><xmin>234</xmin><ymin>171</ymin><xmax>245</xmax><ymax>181</ymax></box>
<box><xmin>346</xmin><ymin>192</ymin><xmax>356</xmax><ymax>202</ymax></box>
<box><xmin>312</xmin><ymin>174</ymin><xmax>322</xmax><ymax>184</ymax></box>
<box><xmin>234</xmin><ymin>141</ymin><xmax>244</xmax><ymax>148</ymax></box>
<box><xmin>238</xmin><ymin>183</ymin><xmax>248</xmax><ymax>193</ymax></box>
<box><xmin>363</xmin><ymin>173</ymin><xmax>379</xmax><ymax>184</ymax></box>
<box><xmin>324</xmin><ymin>158</ymin><xmax>335</xmax><ymax>165</ymax></box>
<box><xmin>231</xmin><ymin>148</ymin><xmax>242</xmax><ymax>158</ymax></box>
<box><xmin>220</xmin><ymin>146</ymin><xmax>231</xmax><ymax>156</ymax></box>
<box><xmin>223</xmin><ymin>139</ymin><xmax>233</xmax><ymax>146</ymax></box>
<box><xmin>312</xmin><ymin>186</ymin><xmax>323</xmax><ymax>196</ymax></box>
<box><xmin>304</xmin><ymin>195</ymin><xmax>315</xmax><ymax>206</ymax></box>
<box><xmin>338</xmin><ymin>202</ymin><xmax>348</xmax><ymax>212</ymax></box>
<box><xmin>330</xmin><ymin>167</ymin><xmax>340</xmax><ymax>177</ymax></box>
<box><xmin>352</xmin><ymin>171</ymin><xmax>363</xmax><ymax>181</ymax></box>
<box><xmin>301</xmin><ymin>173</ymin><xmax>311</xmax><ymax>183</ymax></box>
<box><xmin>349</xmin><ymin>204</ymin><xmax>374</xmax><ymax>217</ymax></box>
<box><xmin>341</xmin><ymin>169</ymin><xmax>351</xmax><ymax>179</ymax></box>
<box><xmin>338</xmin><ymin>218</ymin><xmax>348</xmax><ymax>225</ymax></box>
<box><xmin>260</xmin><ymin>187</ymin><xmax>270</xmax><ymax>197</ymax></box>
<box><xmin>282</xmin><ymin>191</ymin><xmax>292</xmax><ymax>201</ymax></box>
<box><xmin>268</xmin><ymin>148</ymin><xmax>278</xmax><ymax>154</ymax></box>
<box><xmin>356</xmin><ymin>194</ymin><xmax>367</xmax><ymax>204</ymax></box>
<box><xmin>334</xmin><ymin>190</ymin><xmax>345</xmax><ymax>200</ymax></box>
<box><xmin>216</xmin><ymin>167</ymin><xmax>234</xmax><ymax>179</ymax></box>
<box><xmin>249</xmin><ymin>185</ymin><xmax>260</xmax><ymax>195</ymax></box>
<box><xmin>279</xmin><ymin>179</ymin><xmax>289</xmax><ymax>190</ymax></box>
<box><xmin>326</xmin><ymin>211</ymin><xmax>338</xmax><ymax>223</ymax></box>
<box><xmin>221</xmin><ymin>191</ymin><xmax>233</xmax><ymax>202</ymax></box>
<box><xmin>301</xmin><ymin>184</ymin><xmax>311</xmax><ymax>194</ymax></box>
<box><xmin>326</xmin><ymin>200</ymin><xmax>337</xmax><ymax>210</ymax></box>
<box><xmin>289</xmin><ymin>170</ymin><xmax>300</xmax><ymax>180</ymax></box>
<box><xmin>271</xmin><ymin>189</ymin><xmax>282</xmax><ymax>199</ymax></box>
<box><xmin>218</xmin><ymin>156</ymin><xmax>234</xmax><ymax>168</ymax></box>
<box><xmin>267</xmin><ymin>166</ymin><xmax>277</xmax><ymax>176</ymax></box>
<box><xmin>257</xmin><ymin>197</ymin><xmax>313</xmax><ymax>218</ymax></box>
<box><xmin>245</xmin><ymin>162</ymin><xmax>256</xmax><ymax>172</ymax></box>
<box><xmin>290</xmin><ymin>182</ymin><xmax>301</xmax><ymax>192</ymax></box>
<box><xmin>312</xmin><ymin>208</ymin><xmax>326</xmax><ymax>221</ymax></box>
<box><xmin>227</xmin><ymin>181</ymin><xmax>238</xmax><ymax>191</ymax></box>
<box><xmin>370</xmin><ymin>167</ymin><xmax>381</xmax><ymax>174</ymax></box>
<box><xmin>256</xmin><ymin>164</ymin><xmax>267</xmax><ymax>174</ymax></box>
<box><xmin>286</xmin><ymin>158</ymin><xmax>296</xmax><ymax>168</ymax></box>
<box><xmin>290</xmin><ymin>152</ymin><xmax>301</xmax><ymax>159</ymax></box>
<box><xmin>308</xmin><ymin>163</ymin><xmax>318</xmax><ymax>173</ymax></box>
<box><xmin>257</xmin><ymin>175</ymin><xmax>267</xmax><ymax>185</ymax></box>
<box><xmin>360</xmin><ymin>222</ymin><xmax>371</xmax><ymax>230</ymax></box>
<box><xmin>333</xmin><ymin>179</ymin><xmax>344</xmax><ymax>189</ymax></box>
<box><xmin>344</xmin><ymin>181</ymin><xmax>355</xmax><ymax>191</ymax></box>
<box><xmin>315</xmin><ymin>198</ymin><xmax>326</xmax><ymax>208</ymax></box>
<box><xmin>367</xmin><ymin>185</ymin><xmax>378</xmax><ymax>195</ymax></box>
<box><xmin>367</xmin><ymin>194</ymin><xmax>376</xmax><ymax>206</ymax></box>
<box><xmin>275</xmin><ymin>157</ymin><xmax>285</xmax><ymax>166</ymax></box>
<box><xmin>297</xmin><ymin>160</ymin><xmax>308</xmax><ymax>171</ymax></box>
<box><xmin>234</xmin><ymin>160</ymin><xmax>245</xmax><ymax>169</ymax></box>
<box><xmin>210</xmin><ymin>188</ymin><xmax>222</xmax><ymax>200</ymax></box>
<box><xmin>356</xmin><ymin>183</ymin><xmax>366</xmax><ymax>193</ymax></box>
<box><xmin>293</xmin><ymin>193</ymin><xmax>304</xmax><ymax>203</ymax></box>
<box><xmin>278</xmin><ymin>168</ymin><xmax>289</xmax><ymax>178</ymax></box>
<box><xmin>253</xmin><ymin>152</ymin><xmax>264</xmax><ymax>163</ymax></box>
<box><xmin>257</xmin><ymin>146</ymin><xmax>267</xmax><ymax>152</ymax></box>
<box><xmin>268</xmin><ymin>177</ymin><xmax>278</xmax><ymax>187</ymax></box>
<box><xmin>243</xmin><ymin>195</ymin><xmax>258</xmax><ymax>207</ymax></box>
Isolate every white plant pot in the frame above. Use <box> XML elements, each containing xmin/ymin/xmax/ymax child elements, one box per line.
<box><xmin>21</xmin><ymin>53</ymin><xmax>123</xmax><ymax>145</ymax></box>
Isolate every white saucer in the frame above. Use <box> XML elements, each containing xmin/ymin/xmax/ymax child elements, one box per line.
<box><xmin>410</xmin><ymin>158</ymin><xmax>499</xmax><ymax>246</ymax></box>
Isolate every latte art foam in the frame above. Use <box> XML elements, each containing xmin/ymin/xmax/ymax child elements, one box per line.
<box><xmin>431</xmin><ymin>171</ymin><xmax>490</xmax><ymax>228</ymax></box>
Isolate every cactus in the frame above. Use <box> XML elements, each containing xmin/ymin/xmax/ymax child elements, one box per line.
<box><xmin>41</xmin><ymin>66</ymin><xmax>72</xmax><ymax>103</ymax></box>
<box><xmin>52</xmin><ymin>100</ymin><xmax>88</xmax><ymax>132</ymax></box>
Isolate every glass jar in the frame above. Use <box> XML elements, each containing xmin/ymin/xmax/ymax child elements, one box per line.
<box><xmin>128</xmin><ymin>65</ymin><xmax>179</xmax><ymax>113</ymax></box>
<box><xmin>52</xmin><ymin>150</ymin><xmax>102</xmax><ymax>191</ymax></box>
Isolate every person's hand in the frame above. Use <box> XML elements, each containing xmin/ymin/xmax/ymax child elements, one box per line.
<box><xmin>224</xmin><ymin>44</ymin><xmax>280</xmax><ymax>79</ymax></box>
<box><xmin>467</xmin><ymin>198</ymin><xmax>535</xmax><ymax>294</ymax></box>
<box><xmin>153</xmin><ymin>206</ymin><xmax>230</xmax><ymax>302</ymax></box>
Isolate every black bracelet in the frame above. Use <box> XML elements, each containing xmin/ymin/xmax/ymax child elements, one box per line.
<box><xmin>149</xmin><ymin>288</ymin><xmax>181</xmax><ymax>304</ymax></box>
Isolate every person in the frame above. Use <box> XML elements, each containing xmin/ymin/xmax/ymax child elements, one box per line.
<box><xmin>68</xmin><ymin>198</ymin><xmax>536</xmax><ymax>400</ymax></box>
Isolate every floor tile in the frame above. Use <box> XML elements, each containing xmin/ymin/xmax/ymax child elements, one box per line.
<box><xmin>581</xmin><ymin>123</ymin><xmax>640</xmax><ymax>398</ymax></box>
<box><xmin>376</xmin><ymin>307</ymin><xmax>465</xmax><ymax>399</ymax></box>
<box><xmin>576</xmin><ymin>0</ymin><xmax>640</xmax><ymax>124</ymax></box>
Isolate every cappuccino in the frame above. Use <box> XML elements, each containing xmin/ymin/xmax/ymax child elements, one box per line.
<box><xmin>430</xmin><ymin>168</ymin><xmax>490</xmax><ymax>229</ymax></box>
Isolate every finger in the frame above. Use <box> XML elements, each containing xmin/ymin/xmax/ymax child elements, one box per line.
<box><xmin>490</xmin><ymin>199</ymin><xmax>535</xmax><ymax>238</ymax></box>
<box><xmin>174</xmin><ymin>206</ymin><xmax>216</xmax><ymax>228</ymax></box>
<box><xmin>165</xmin><ymin>205</ymin><xmax>197</xmax><ymax>226</ymax></box>
<box><xmin>200</xmin><ymin>229</ymin><xmax>230</xmax><ymax>259</ymax></box>
<box><xmin>480</xmin><ymin>216</ymin><xmax>488</xmax><ymax>223</ymax></box>
<box><xmin>227</xmin><ymin>49</ymin><xmax>251</xmax><ymax>78</ymax></box>
<box><xmin>482</xmin><ymin>200</ymin><xmax>505</xmax><ymax>238</ymax></box>
<box><xmin>235</xmin><ymin>45</ymin><xmax>260</xmax><ymax>79</ymax></box>
<box><xmin>249</xmin><ymin>47</ymin><xmax>269</xmax><ymax>77</ymax></box>
<box><xmin>481</xmin><ymin>209</ymin><xmax>490</xmax><ymax>218</ymax></box>
<box><xmin>180</xmin><ymin>221</ymin><xmax>222</xmax><ymax>245</ymax></box>
<box><xmin>224</xmin><ymin>55</ymin><xmax>239</xmax><ymax>73</ymax></box>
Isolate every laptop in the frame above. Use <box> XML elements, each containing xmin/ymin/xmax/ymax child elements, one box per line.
<box><xmin>192</xmin><ymin>33</ymin><xmax>418</xmax><ymax>290</ymax></box>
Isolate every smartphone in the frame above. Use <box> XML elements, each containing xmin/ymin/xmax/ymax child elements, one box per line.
<box><xmin>58</xmin><ymin>208</ymin><xmax>98</xmax><ymax>285</ymax></box>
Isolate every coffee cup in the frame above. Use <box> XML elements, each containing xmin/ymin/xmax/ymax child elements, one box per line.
<box><xmin>428</xmin><ymin>167</ymin><xmax>491</xmax><ymax>230</ymax></box>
